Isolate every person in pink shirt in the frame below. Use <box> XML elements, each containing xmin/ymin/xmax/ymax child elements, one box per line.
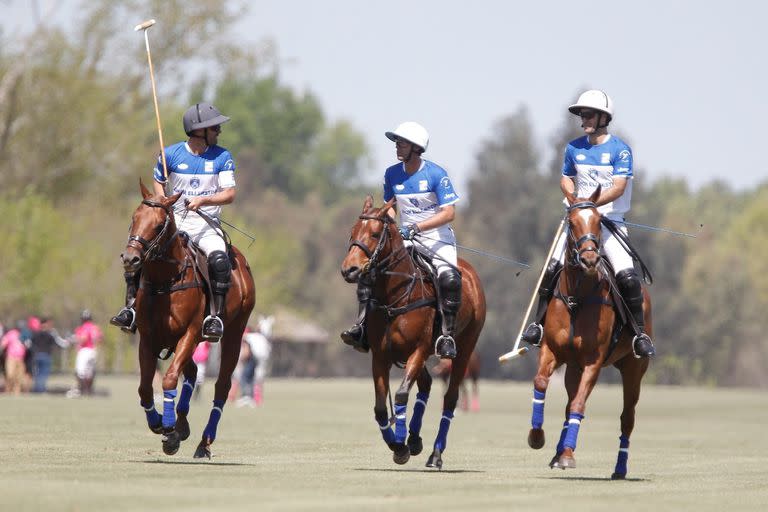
<box><xmin>1</xmin><ymin>325</ymin><xmax>28</xmax><ymax>394</ymax></box>
<box><xmin>67</xmin><ymin>310</ymin><xmax>103</xmax><ymax>398</ymax></box>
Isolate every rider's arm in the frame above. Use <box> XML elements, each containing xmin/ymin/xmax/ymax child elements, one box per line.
<box><xmin>414</xmin><ymin>204</ymin><xmax>455</xmax><ymax>232</ymax></box>
<box><xmin>153</xmin><ymin>180</ymin><xmax>166</xmax><ymax>197</ymax></box>
<box><xmin>560</xmin><ymin>175</ymin><xmax>576</xmax><ymax>197</ymax></box>
<box><xmin>186</xmin><ymin>187</ymin><xmax>236</xmax><ymax>211</ymax></box>
<box><xmin>595</xmin><ymin>177</ymin><xmax>628</xmax><ymax>206</ymax></box>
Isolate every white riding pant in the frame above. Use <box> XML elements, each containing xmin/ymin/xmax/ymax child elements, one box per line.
<box><xmin>75</xmin><ymin>347</ymin><xmax>97</xmax><ymax>380</ymax></box>
<box><xmin>177</xmin><ymin>216</ymin><xmax>225</xmax><ymax>256</ymax></box>
<box><xmin>552</xmin><ymin>222</ymin><xmax>634</xmax><ymax>274</ymax></box>
<box><xmin>405</xmin><ymin>226</ymin><xmax>458</xmax><ymax>277</ymax></box>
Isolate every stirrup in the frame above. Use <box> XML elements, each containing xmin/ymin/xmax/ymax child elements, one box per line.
<box><xmin>632</xmin><ymin>333</ymin><xmax>655</xmax><ymax>359</ymax></box>
<box><xmin>110</xmin><ymin>307</ymin><xmax>136</xmax><ymax>334</ymax></box>
<box><xmin>340</xmin><ymin>324</ymin><xmax>369</xmax><ymax>353</ymax></box>
<box><xmin>202</xmin><ymin>315</ymin><xmax>224</xmax><ymax>341</ymax></box>
<box><xmin>435</xmin><ymin>335</ymin><xmax>457</xmax><ymax>360</ymax></box>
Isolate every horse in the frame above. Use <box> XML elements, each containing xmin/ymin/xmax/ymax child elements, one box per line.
<box><xmin>433</xmin><ymin>349</ymin><xmax>480</xmax><ymax>412</ymax></box>
<box><xmin>121</xmin><ymin>181</ymin><xmax>255</xmax><ymax>458</ymax></box>
<box><xmin>526</xmin><ymin>186</ymin><xmax>651</xmax><ymax>479</ymax></box>
<box><xmin>341</xmin><ymin>196</ymin><xmax>486</xmax><ymax>469</ymax></box>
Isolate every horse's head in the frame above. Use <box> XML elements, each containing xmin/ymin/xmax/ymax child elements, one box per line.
<box><xmin>564</xmin><ymin>185</ymin><xmax>602</xmax><ymax>275</ymax></box>
<box><xmin>120</xmin><ymin>180</ymin><xmax>182</xmax><ymax>272</ymax></box>
<box><xmin>341</xmin><ymin>195</ymin><xmax>398</xmax><ymax>283</ymax></box>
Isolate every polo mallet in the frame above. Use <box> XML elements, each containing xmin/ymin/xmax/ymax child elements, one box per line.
<box><xmin>134</xmin><ymin>19</ymin><xmax>168</xmax><ymax>181</ymax></box>
<box><xmin>498</xmin><ymin>217</ymin><xmax>566</xmax><ymax>363</ymax></box>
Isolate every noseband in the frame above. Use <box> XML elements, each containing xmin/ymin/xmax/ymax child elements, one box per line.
<box><xmin>567</xmin><ymin>201</ymin><xmax>600</xmax><ymax>267</ymax></box>
<box><xmin>126</xmin><ymin>199</ymin><xmax>177</xmax><ymax>262</ymax></box>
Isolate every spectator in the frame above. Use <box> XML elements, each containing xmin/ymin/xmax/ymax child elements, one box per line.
<box><xmin>1</xmin><ymin>324</ymin><xmax>28</xmax><ymax>394</ymax></box>
<box><xmin>67</xmin><ymin>310</ymin><xmax>103</xmax><ymax>398</ymax></box>
<box><xmin>30</xmin><ymin>317</ymin><xmax>66</xmax><ymax>393</ymax></box>
<box><xmin>191</xmin><ymin>341</ymin><xmax>210</xmax><ymax>400</ymax></box>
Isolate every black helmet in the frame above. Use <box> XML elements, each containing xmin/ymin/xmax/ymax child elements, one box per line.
<box><xmin>182</xmin><ymin>102</ymin><xmax>231</xmax><ymax>136</ymax></box>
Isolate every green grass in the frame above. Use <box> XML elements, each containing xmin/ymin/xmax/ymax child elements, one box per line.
<box><xmin>0</xmin><ymin>375</ymin><xmax>766</xmax><ymax>511</ymax></box>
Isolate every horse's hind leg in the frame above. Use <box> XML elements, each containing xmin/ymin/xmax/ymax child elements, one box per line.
<box><xmin>611</xmin><ymin>357</ymin><xmax>648</xmax><ymax>479</ymax></box>
<box><xmin>138</xmin><ymin>339</ymin><xmax>163</xmax><ymax>434</ymax></box>
<box><xmin>528</xmin><ymin>345</ymin><xmax>558</xmax><ymax>450</ymax></box>
<box><xmin>194</xmin><ymin>318</ymin><xmax>245</xmax><ymax>459</ymax></box>
<box><xmin>406</xmin><ymin>366</ymin><xmax>433</xmax><ymax>456</ymax></box>
<box><xmin>175</xmin><ymin>359</ymin><xmax>199</xmax><ymax>442</ymax></box>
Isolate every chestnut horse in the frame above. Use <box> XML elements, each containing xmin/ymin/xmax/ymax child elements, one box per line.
<box><xmin>527</xmin><ymin>186</ymin><xmax>651</xmax><ymax>479</ymax></box>
<box><xmin>341</xmin><ymin>196</ymin><xmax>486</xmax><ymax>470</ymax></box>
<box><xmin>122</xmin><ymin>182</ymin><xmax>255</xmax><ymax>458</ymax></box>
<box><xmin>433</xmin><ymin>349</ymin><xmax>480</xmax><ymax>412</ymax></box>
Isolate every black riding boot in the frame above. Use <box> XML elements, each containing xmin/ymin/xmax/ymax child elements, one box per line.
<box><xmin>110</xmin><ymin>270</ymin><xmax>140</xmax><ymax>333</ymax></box>
<box><xmin>520</xmin><ymin>259</ymin><xmax>562</xmax><ymax>346</ymax></box>
<box><xmin>616</xmin><ymin>269</ymin><xmax>655</xmax><ymax>358</ymax></box>
<box><xmin>203</xmin><ymin>251</ymin><xmax>231</xmax><ymax>342</ymax></box>
<box><xmin>340</xmin><ymin>280</ymin><xmax>372</xmax><ymax>353</ymax></box>
<box><xmin>436</xmin><ymin>269</ymin><xmax>462</xmax><ymax>360</ymax></box>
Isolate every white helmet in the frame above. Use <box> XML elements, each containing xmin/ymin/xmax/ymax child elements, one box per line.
<box><xmin>568</xmin><ymin>90</ymin><xmax>614</xmax><ymax>119</ymax></box>
<box><xmin>385</xmin><ymin>122</ymin><xmax>429</xmax><ymax>152</ymax></box>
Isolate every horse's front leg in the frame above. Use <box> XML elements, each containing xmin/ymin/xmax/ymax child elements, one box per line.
<box><xmin>159</xmin><ymin>332</ymin><xmax>197</xmax><ymax>456</ymax></box>
<box><xmin>406</xmin><ymin>366</ymin><xmax>433</xmax><ymax>457</ymax></box>
<box><xmin>372</xmin><ymin>358</ymin><xmax>396</xmax><ymax>453</ymax></box>
<box><xmin>553</xmin><ymin>362</ymin><xmax>602</xmax><ymax>470</ymax></box>
<box><xmin>138</xmin><ymin>338</ymin><xmax>162</xmax><ymax>434</ymax></box>
<box><xmin>528</xmin><ymin>344</ymin><xmax>559</xmax><ymax>450</ymax></box>
<box><xmin>389</xmin><ymin>350</ymin><xmax>429</xmax><ymax>465</ymax></box>
<box><xmin>174</xmin><ymin>358</ymin><xmax>199</xmax><ymax>442</ymax></box>
<box><xmin>549</xmin><ymin>363</ymin><xmax>582</xmax><ymax>468</ymax></box>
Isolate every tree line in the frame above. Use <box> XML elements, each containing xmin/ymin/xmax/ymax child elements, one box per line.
<box><xmin>1</xmin><ymin>0</ymin><xmax>764</xmax><ymax>386</ymax></box>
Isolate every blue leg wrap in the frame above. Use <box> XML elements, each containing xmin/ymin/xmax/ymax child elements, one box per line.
<box><xmin>614</xmin><ymin>434</ymin><xmax>630</xmax><ymax>476</ymax></box>
<box><xmin>555</xmin><ymin>420</ymin><xmax>569</xmax><ymax>454</ymax></box>
<box><xmin>202</xmin><ymin>399</ymin><xmax>225</xmax><ymax>441</ymax></box>
<box><xmin>409</xmin><ymin>392</ymin><xmax>429</xmax><ymax>435</ymax></box>
<box><xmin>162</xmin><ymin>389</ymin><xmax>178</xmax><ymax>429</ymax></box>
<box><xmin>563</xmin><ymin>412</ymin><xmax>584</xmax><ymax>450</ymax></box>
<box><xmin>377</xmin><ymin>416</ymin><xmax>396</xmax><ymax>446</ymax></box>
<box><xmin>176</xmin><ymin>378</ymin><xmax>194</xmax><ymax>416</ymax></box>
<box><xmin>531</xmin><ymin>389</ymin><xmax>546</xmax><ymax>429</ymax></box>
<box><xmin>394</xmin><ymin>404</ymin><xmax>408</xmax><ymax>444</ymax></box>
<box><xmin>141</xmin><ymin>400</ymin><xmax>161</xmax><ymax>428</ymax></box>
<box><xmin>433</xmin><ymin>409</ymin><xmax>455</xmax><ymax>453</ymax></box>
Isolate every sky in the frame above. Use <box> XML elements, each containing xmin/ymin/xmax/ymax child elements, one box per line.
<box><xmin>4</xmin><ymin>1</ymin><xmax>768</xmax><ymax>196</ymax></box>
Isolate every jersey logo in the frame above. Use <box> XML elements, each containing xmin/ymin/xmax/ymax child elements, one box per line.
<box><xmin>601</xmin><ymin>153</ymin><xmax>611</xmax><ymax>164</ymax></box>
<box><xmin>418</xmin><ymin>180</ymin><xmax>428</xmax><ymax>191</ymax></box>
<box><xmin>439</xmin><ymin>176</ymin><xmax>451</xmax><ymax>189</ymax></box>
<box><xmin>395</xmin><ymin>184</ymin><xmax>405</xmax><ymax>191</ymax></box>
<box><xmin>576</xmin><ymin>154</ymin><xmax>586</xmax><ymax>161</ymax></box>
<box><xmin>619</xmin><ymin>150</ymin><xmax>630</xmax><ymax>162</ymax></box>
<box><xmin>190</xmin><ymin>178</ymin><xmax>200</xmax><ymax>189</ymax></box>
<box><xmin>409</xmin><ymin>198</ymin><xmax>420</xmax><ymax>207</ymax></box>
<box><xmin>204</xmin><ymin>161</ymin><xmax>214</xmax><ymax>173</ymax></box>
<box><xmin>588</xmin><ymin>169</ymin><xmax>599</xmax><ymax>181</ymax></box>
<box><xmin>224</xmin><ymin>159</ymin><xmax>234</xmax><ymax>171</ymax></box>
<box><xmin>178</xmin><ymin>163</ymin><xmax>189</xmax><ymax>170</ymax></box>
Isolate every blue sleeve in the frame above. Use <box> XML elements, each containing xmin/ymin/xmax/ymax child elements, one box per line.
<box><xmin>383</xmin><ymin>170</ymin><xmax>394</xmax><ymax>201</ymax></box>
<box><xmin>613</xmin><ymin>144</ymin><xmax>633</xmax><ymax>177</ymax></box>
<box><xmin>218</xmin><ymin>150</ymin><xmax>236</xmax><ymax>173</ymax></box>
<box><xmin>153</xmin><ymin>151</ymin><xmax>167</xmax><ymax>183</ymax></box>
<box><xmin>432</xmin><ymin>168</ymin><xmax>459</xmax><ymax>206</ymax></box>
<box><xmin>561</xmin><ymin>145</ymin><xmax>576</xmax><ymax>177</ymax></box>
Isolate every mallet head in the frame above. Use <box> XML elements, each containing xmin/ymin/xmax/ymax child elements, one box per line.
<box><xmin>134</xmin><ymin>19</ymin><xmax>156</xmax><ymax>31</ymax></box>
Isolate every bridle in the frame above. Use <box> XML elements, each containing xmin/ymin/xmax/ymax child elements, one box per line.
<box><xmin>567</xmin><ymin>201</ymin><xmax>601</xmax><ymax>269</ymax></box>
<box><xmin>125</xmin><ymin>199</ymin><xmax>179</xmax><ymax>263</ymax></box>
<box><xmin>348</xmin><ymin>212</ymin><xmax>399</xmax><ymax>277</ymax></box>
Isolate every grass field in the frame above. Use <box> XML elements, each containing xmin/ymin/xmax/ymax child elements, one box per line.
<box><xmin>1</xmin><ymin>374</ymin><xmax>766</xmax><ymax>511</ymax></box>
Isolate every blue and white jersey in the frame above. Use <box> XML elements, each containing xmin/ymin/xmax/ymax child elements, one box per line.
<box><xmin>383</xmin><ymin>159</ymin><xmax>459</xmax><ymax>234</ymax></box>
<box><xmin>562</xmin><ymin>134</ymin><xmax>633</xmax><ymax>219</ymax></box>
<box><xmin>153</xmin><ymin>142</ymin><xmax>236</xmax><ymax>220</ymax></box>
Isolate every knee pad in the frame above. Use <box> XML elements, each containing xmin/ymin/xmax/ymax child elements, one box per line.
<box><xmin>540</xmin><ymin>258</ymin><xmax>562</xmax><ymax>296</ymax></box>
<box><xmin>616</xmin><ymin>269</ymin><xmax>641</xmax><ymax>297</ymax></box>
<box><xmin>208</xmin><ymin>251</ymin><xmax>231</xmax><ymax>283</ymax></box>
<box><xmin>439</xmin><ymin>269</ymin><xmax>462</xmax><ymax>312</ymax></box>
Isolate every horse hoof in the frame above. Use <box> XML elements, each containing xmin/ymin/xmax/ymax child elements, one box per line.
<box><xmin>176</xmin><ymin>415</ymin><xmax>190</xmax><ymax>441</ymax></box>
<box><xmin>425</xmin><ymin>448</ymin><xmax>443</xmax><ymax>470</ymax></box>
<box><xmin>528</xmin><ymin>428</ymin><xmax>545</xmax><ymax>449</ymax></box>
<box><xmin>407</xmin><ymin>434</ymin><xmax>423</xmax><ymax>456</ymax></box>
<box><xmin>555</xmin><ymin>454</ymin><xmax>575</xmax><ymax>470</ymax></box>
<box><xmin>548</xmin><ymin>453</ymin><xmax>561</xmax><ymax>468</ymax></box>
<box><xmin>193</xmin><ymin>440</ymin><xmax>211</xmax><ymax>459</ymax></box>
<box><xmin>611</xmin><ymin>472</ymin><xmax>626</xmax><ymax>480</ymax></box>
<box><xmin>392</xmin><ymin>443</ymin><xmax>410</xmax><ymax>465</ymax></box>
<box><xmin>161</xmin><ymin>430</ymin><xmax>180</xmax><ymax>456</ymax></box>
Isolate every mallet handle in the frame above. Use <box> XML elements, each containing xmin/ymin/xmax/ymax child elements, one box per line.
<box><xmin>138</xmin><ymin>23</ymin><xmax>168</xmax><ymax>182</ymax></box>
<box><xmin>499</xmin><ymin>217</ymin><xmax>565</xmax><ymax>363</ymax></box>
